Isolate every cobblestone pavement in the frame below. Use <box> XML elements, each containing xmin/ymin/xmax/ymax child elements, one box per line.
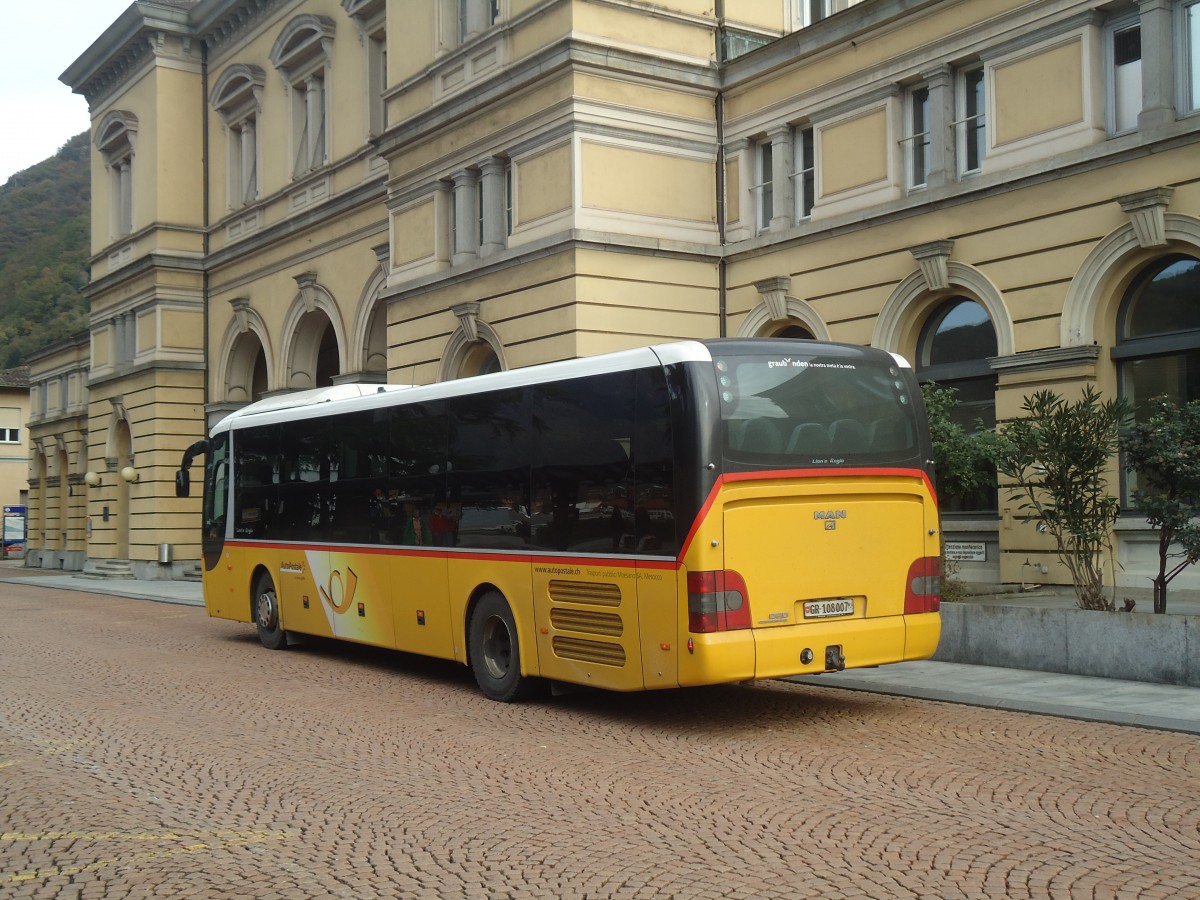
<box><xmin>2</xmin><ymin>584</ymin><xmax>1199</xmax><ymax>899</ymax></box>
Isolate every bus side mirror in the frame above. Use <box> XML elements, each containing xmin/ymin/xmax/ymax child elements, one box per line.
<box><xmin>175</xmin><ymin>469</ymin><xmax>190</xmax><ymax>498</ymax></box>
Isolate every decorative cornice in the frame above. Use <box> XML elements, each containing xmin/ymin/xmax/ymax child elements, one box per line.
<box><xmin>74</xmin><ymin>38</ymin><xmax>156</xmax><ymax>109</ymax></box>
<box><xmin>198</xmin><ymin>0</ymin><xmax>287</xmax><ymax>55</ymax></box>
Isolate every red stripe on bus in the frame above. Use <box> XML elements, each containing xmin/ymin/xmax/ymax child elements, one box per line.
<box><xmin>223</xmin><ymin>540</ymin><xmax>679</xmax><ymax>569</ymax></box>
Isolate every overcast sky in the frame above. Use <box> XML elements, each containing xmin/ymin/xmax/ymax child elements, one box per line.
<box><xmin>0</xmin><ymin>1</ymin><xmax>138</xmax><ymax>184</ymax></box>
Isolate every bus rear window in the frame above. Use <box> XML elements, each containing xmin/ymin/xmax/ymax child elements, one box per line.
<box><xmin>716</xmin><ymin>352</ymin><xmax>919</xmax><ymax>467</ymax></box>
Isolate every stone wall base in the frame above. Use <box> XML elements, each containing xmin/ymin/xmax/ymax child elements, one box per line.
<box><xmin>934</xmin><ymin>603</ymin><xmax>1200</xmax><ymax>686</ymax></box>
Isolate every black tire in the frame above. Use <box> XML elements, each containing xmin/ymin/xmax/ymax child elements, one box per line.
<box><xmin>253</xmin><ymin>572</ymin><xmax>288</xmax><ymax>651</ymax></box>
<box><xmin>468</xmin><ymin>591</ymin><xmax>532</xmax><ymax>702</ymax></box>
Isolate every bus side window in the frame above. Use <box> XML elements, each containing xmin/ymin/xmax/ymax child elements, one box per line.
<box><xmin>633</xmin><ymin>367</ymin><xmax>676</xmax><ymax>556</ymax></box>
<box><xmin>233</xmin><ymin>424</ymin><xmax>280</xmax><ymax>539</ymax></box>
<box><xmin>328</xmin><ymin>409</ymin><xmax>387</xmax><ymax>544</ymax></box>
<box><xmin>387</xmin><ymin>402</ymin><xmax>448</xmax><ymax>546</ymax></box>
<box><xmin>529</xmin><ymin>372</ymin><xmax>634</xmax><ymax>554</ymax></box>
<box><xmin>276</xmin><ymin>420</ymin><xmax>332</xmax><ymax>541</ymax></box>
<box><xmin>447</xmin><ymin>389</ymin><xmax>530</xmax><ymax>550</ymax></box>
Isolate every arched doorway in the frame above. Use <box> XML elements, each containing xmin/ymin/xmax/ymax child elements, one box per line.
<box><xmin>457</xmin><ymin>341</ymin><xmax>501</xmax><ymax>378</ymax></box>
<box><xmin>771</xmin><ymin>324</ymin><xmax>814</xmax><ymax>339</ymax></box>
<box><xmin>227</xmin><ymin>332</ymin><xmax>270</xmax><ymax>403</ymax></box>
<box><xmin>286</xmin><ymin>308</ymin><xmax>343</xmax><ymax>390</ymax></box>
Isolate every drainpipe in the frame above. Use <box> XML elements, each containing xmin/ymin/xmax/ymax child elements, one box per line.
<box><xmin>201</xmin><ymin>40</ymin><xmax>210</xmax><ymax>415</ymax></box>
<box><xmin>714</xmin><ymin>0</ymin><xmax>727</xmax><ymax>337</ymax></box>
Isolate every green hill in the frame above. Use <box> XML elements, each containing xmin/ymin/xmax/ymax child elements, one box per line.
<box><xmin>0</xmin><ymin>134</ymin><xmax>91</xmax><ymax>368</ymax></box>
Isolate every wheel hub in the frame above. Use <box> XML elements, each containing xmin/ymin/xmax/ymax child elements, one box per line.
<box><xmin>481</xmin><ymin>616</ymin><xmax>512</xmax><ymax>679</ymax></box>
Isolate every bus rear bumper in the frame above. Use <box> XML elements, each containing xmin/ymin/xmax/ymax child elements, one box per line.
<box><xmin>752</xmin><ymin>615</ymin><xmax>914</xmax><ymax>680</ymax></box>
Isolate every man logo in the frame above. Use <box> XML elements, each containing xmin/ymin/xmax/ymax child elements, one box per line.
<box><xmin>814</xmin><ymin>509</ymin><xmax>846</xmax><ymax>531</ymax></box>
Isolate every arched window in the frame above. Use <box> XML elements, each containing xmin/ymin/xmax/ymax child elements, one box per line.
<box><xmin>917</xmin><ymin>296</ymin><xmax>998</xmax><ymax>513</ymax></box>
<box><xmin>919</xmin><ymin>297</ymin><xmax>997</xmax><ymax>425</ymax></box>
<box><xmin>1114</xmin><ymin>254</ymin><xmax>1200</xmax><ymax>412</ymax></box>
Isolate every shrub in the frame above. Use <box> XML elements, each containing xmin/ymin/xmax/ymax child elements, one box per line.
<box><xmin>1120</xmin><ymin>397</ymin><xmax>1200</xmax><ymax>614</ymax></box>
<box><xmin>992</xmin><ymin>387</ymin><xmax>1131</xmax><ymax>611</ymax></box>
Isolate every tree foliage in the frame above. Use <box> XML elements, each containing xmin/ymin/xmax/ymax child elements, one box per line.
<box><xmin>992</xmin><ymin>387</ymin><xmax>1132</xmax><ymax>611</ymax></box>
<box><xmin>920</xmin><ymin>382</ymin><xmax>999</xmax><ymax>503</ymax></box>
<box><xmin>920</xmin><ymin>383</ymin><xmax>1001</xmax><ymax>600</ymax></box>
<box><xmin>1120</xmin><ymin>397</ymin><xmax>1200</xmax><ymax>614</ymax></box>
<box><xmin>0</xmin><ymin>133</ymin><xmax>91</xmax><ymax>367</ymax></box>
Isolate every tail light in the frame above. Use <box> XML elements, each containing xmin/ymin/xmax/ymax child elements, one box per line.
<box><xmin>688</xmin><ymin>570</ymin><xmax>751</xmax><ymax>632</ymax></box>
<box><xmin>904</xmin><ymin>556</ymin><xmax>941</xmax><ymax>614</ymax></box>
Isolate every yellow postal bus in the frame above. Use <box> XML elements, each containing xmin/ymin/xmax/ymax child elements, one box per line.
<box><xmin>178</xmin><ymin>339</ymin><xmax>941</xmax><ymax>701</ymax></box>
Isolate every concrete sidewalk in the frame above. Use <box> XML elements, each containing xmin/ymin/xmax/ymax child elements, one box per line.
<box><xmin>0</xmin><ymin>566</ymin><xmax>204</xmax><ymax>607</ymax></box>
<box><xmin>3</xmin><ymin>564</ymin><xmax>1198</xmax><ymax>735</ymax></box>
<box><xmin>788</xmin><ymin>662</ymin><xmax>1200</xmax><ymax>736</ymax></box>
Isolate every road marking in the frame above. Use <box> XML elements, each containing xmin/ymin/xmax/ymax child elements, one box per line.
<box><xmin>2</xmin><ymin>830</ymin><xmax>293</xmax><ymax>884</ymax></box>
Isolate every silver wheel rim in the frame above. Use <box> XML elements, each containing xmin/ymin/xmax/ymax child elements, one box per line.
<box><xmin>481</xmin><ymin>616</ymin><xmax>512</xmax><ymax>680</ymax></box>
<box><xmin>256</xmin><ymin>588</ymin><xmax>277</xmax><ymax>631</ymax></box>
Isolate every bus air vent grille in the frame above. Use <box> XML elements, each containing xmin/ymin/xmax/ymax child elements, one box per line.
<box><xmin>548</xmin><ymin>580</ymin><xmax>621</xmax><ymax>607</ymax></box>
<box><xmin>550</xmin><ymin>608</ymin><xmax>624</xmax><ymax>637</ymax></box>
<box><xmin>552</xmin><ymin>636</ymin><xmax>627</xmax><ymax>667</ymax></box>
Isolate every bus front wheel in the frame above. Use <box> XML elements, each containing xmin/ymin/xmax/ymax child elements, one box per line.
<box><xmin>254</xmin><ymin>573</ymin><xmax>288</xmax><ymax>651</ymax></box>
<box><xmin>468</xmin><ymin>592</ymin><xmax>531</xmax><ymax>702</ymax></box>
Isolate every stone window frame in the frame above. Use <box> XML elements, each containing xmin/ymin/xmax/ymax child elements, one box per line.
<box><xmin>751</xmin><ymin>138</ymin><xmax>773</xmax><ymax>234</ymax></box>
<box><xmin>1104</xmin><ymin>9</ymin><xmax>1142</xmax><ymax>136</ymax></box>
<box><xmin>1177</xmin><ymin>0</ymin><xmax>1200</xmax><ymax>114</ymax></box>
<box><xmin>903</xmin><ymin>82</ymin><xmax>932</xmax><ymax>190</ymax></box>
<box><xmin>956</xmin><ymin>63</ymin><xmax>987</xmax><ymax>176</ymax></box>
<box><xmin>791</xmin><ymin>124</ymin><xmax>815</xmax><ymax>221</ymax></box>
<box><xmin>210</xmin><ymin>64</ymin><xmax>265</xmax><ymax>209</ymax></box>
<box><xmin>270</xmin><ymin>15</ymin><xmax>337</xmax><ymax>179</ymax></box>
<box><xmin>95</xmin><ymin>110</ymin><xmax>138</xmax><ymax>240</ymax></box>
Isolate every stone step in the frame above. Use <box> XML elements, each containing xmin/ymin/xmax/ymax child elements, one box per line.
<box><xmin>80</xmin><ymin>559</ymin><xmax>137</xmax><ymax>580</ymax></box>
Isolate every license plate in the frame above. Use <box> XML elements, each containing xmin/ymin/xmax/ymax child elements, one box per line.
<box><xmin>803</xmin><ymin>598</ymin><xmax>854</xmax><ymax>619</ymax></box>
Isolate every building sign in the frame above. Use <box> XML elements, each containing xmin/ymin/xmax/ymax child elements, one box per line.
<box><xmin>3</xmin><ymin>505</ymin><xmax>26</xmax><ymax>556</ymax></box>
<box><xmin>944</xmin><ymin>541</ymin><xmax>986</xmax><ymax>562</ymax></box>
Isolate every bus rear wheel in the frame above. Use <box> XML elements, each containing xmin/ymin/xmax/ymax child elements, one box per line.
<box><xmin>469</xmin><ymin>591</ymin><xmax>531</xmax><ymax>702</ymax></box>
<box><xmin>254</xmin><ymin>573</ymin><xmax>288</xmax><ymax>651</ymax></box>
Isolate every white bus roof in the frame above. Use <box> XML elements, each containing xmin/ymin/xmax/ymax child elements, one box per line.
<box><xmin>210</xmin><ymin>341</ymin><xmax>713</xmax><ymax>435</ymax></box>
<box><xmin>208</xmin><ymin>339</ymin><xmax>909</xmax><ymax>436</ymax></box>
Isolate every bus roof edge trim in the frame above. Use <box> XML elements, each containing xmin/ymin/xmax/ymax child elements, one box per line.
<box><xmin>211</xmin><ymin>341</ymin><xmax>713</xmax><ymax>435</ymax></box>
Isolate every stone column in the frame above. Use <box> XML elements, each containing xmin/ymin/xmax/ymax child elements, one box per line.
<box><xmin>451</xmin><ymin>169</ymin><xmax>480</xmax><ymax>265</ymax></box>
<box><xmin>478</xmin><ymin>157</ymin><xmax>507</xmax><ymax>257</ymax></box>
<box><xmin>1137</xmin><ymin>0</ymin><xmax>1176</xmax><ymax>133</ymax></box>
<box><xmin>768</xmin><ymin>126</ymin><xmax>794</xmax><ymax>231</ymax></box>
<box><xmin>922</xmin><ymin>64</ymin><xmax>955</xmax><ymax>188</ymax></box>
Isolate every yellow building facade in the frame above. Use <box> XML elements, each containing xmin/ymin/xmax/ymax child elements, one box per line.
<box><xmin>41</xmin><ymin>0</ymin><xmax>1200</xmax><ymax>589</ymax></box>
